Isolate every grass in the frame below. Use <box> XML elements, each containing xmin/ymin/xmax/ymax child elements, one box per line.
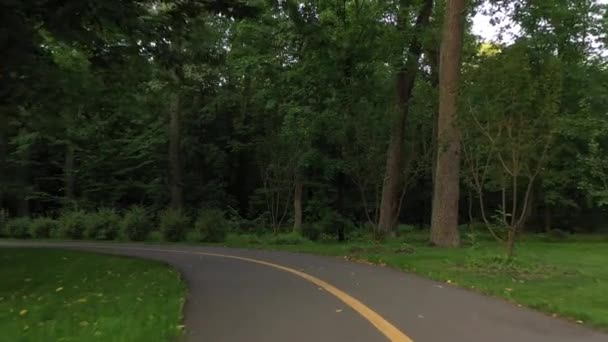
<box><xmin>0</xmin><ymin>248</ymin><xmax>186</xmax><ymax>342</ymax></box>
<box><xmin>215</xmin><ymin>231</ymin><xmax>608</xmax><ymax>330</ymax></box>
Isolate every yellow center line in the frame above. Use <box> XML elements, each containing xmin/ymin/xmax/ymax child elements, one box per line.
<box><xmin>63</xmin><ymin>244</ymin><xmax>414</xmax><ymax>342</ymax></box>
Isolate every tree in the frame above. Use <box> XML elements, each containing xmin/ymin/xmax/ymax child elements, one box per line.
<box><xmin>378</xmin><ymin>0</ymin><xmax>434</xmax><ymax>235</ymax></box>
<box><xmin>429</xmin><ymin>0</ymin><xmax>467</xmax><ymax>247</ymax></box>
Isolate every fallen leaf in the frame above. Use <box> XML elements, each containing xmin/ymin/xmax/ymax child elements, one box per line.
<box><xmin>19</xmin><ymin>309</ymin><xmax>28</xmax><ymax>316</ymax></box>
<box><xmin>446</xmin><ymin>280</ymin><xmax>452</xmax><ymax>284</ymax></box>
<box><xmin>335</xmin><ymin>309</ymin><xmax>343</xmax><ymax>313</ymax></box>
<box><xmin>576</xmin><ymin>320</ymin><xmax>583</xmax><ymax>324</ymax></box>
<box><xmin>55</xmin><ymin>287</ymin><xmax>64</xmax><ymax>292</ymax></box>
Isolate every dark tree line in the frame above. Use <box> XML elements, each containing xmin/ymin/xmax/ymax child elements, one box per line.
<box><xmin>1</xmin><ymin>0</ymin><xmax>607</xmax><ymax>248</ymax></box>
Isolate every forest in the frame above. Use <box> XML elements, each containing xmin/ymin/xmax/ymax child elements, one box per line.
<box><xmin>2</xmin><ymin>0</ymin><xmax>608</xmax><ymax>253</ymax></box>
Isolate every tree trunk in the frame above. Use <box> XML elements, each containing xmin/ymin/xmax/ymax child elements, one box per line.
<box><xmin>169</xmin><ymin>90</ymin><xmax>183</xmax><ymax>209</ymax></box>
<box><xmin>0</xmin><ymin>114</ymin><xmax>6</xmax><ymax>208</ymax></box>
<box><xmin>430</xmin><ymin>0</ymin><xmax>466</xmax><ymax>247</ymax></box>
<box><xmin>293</xmin><ymin>180</ymin><xmax>303</xmax><ymax>231</ymax></box>
<box><xmin>64</xmin><ymin>143</ymin><xmax>75</xmax><ymax>202</ymax></box>
<box><xmin>544</xmin><ymin>206</ymin><xmax>552</xmax><ymax>233</ymax></box>
<box><xmin>506</xmin><ymin>228</ymin><xmax>516</xmax><ymax>259</ymax></box>
<box><xmin>378</xmin><ymin>0</ymin><xmax>434</xmax><ymax>234</ymax></box>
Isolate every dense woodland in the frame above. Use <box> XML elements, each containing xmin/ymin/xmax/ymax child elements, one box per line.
<box><xmin>1</xmin><ymin>0</ymin><xmax>608</xmax><ymax>249</ymax></box>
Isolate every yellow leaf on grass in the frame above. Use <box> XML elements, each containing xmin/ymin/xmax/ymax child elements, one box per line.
<box><xmin>55</xmin><ymin>287</ymin><xmax>64</xmax><ymax>292</ymax></box>
<box><xmin>19</xmin><ymin>309</ymin><xmax>28</xmax><ymax>316</ymax></box>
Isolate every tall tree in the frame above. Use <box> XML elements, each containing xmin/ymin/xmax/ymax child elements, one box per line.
<box><xmin>430</xmin><ymin>0</ymin><xmax>467</xmax><ymax>247</ymax></box>
<box><xmin>378</xmin><ymin>0</ymin><xmax>434</xmax><ymax>235</ymax></box>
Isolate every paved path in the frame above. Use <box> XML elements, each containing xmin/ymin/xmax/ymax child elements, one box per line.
<box><xmin>2</xmin><ymin>241</ymin><xmax>607</xmax><ymax>342</ymax></box>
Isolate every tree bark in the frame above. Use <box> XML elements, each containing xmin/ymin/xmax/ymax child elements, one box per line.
<box><xmin>378</xmin><ymin>0</ymin><xmax>434</xmax><ymax>234</ymax></box>
<box><xmin>544</xmin><ymin>206</ymin><xmax>552</xmax><ymax>232</ymax></box>
<box><xmin>0</xmin><ymin>114</ymin><xmax>7</xmax><ymax>208</ymax></box>
<box><xmin>430</xmin><ymin>0</ymin><xmax>466</xmax><ymax>247</ymax></box>
<box><xmin>293</xmin><ymin>180</ymin><xmax>303</xmax><ymax>231</ymax></box>
<box><xmin>169</xmin><ymin>90</ymin><xmax>183</xmax><ymax>210</ymax></box>
<box><xmin>64</xmin><ymin>143</ymin><xmax>75</xmax><ymax>201</ymax></box>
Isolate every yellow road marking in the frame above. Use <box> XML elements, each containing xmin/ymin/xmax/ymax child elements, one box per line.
<box><xmin>43</xmin><ymin>244</ymin><xmax>414</xmax><ymax>342</ymax></box>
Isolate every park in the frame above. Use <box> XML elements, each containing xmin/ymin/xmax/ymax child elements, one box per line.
<box><xmin>2</xmin><ymin>0</ymin><xmax>608</xmax><ymax>341</ymax></box>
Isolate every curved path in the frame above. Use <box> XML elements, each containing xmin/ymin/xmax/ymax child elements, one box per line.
<box><xmin>1</xmin><ymin>241</ymin><xmax>607</xmax><ymax>342</ymax></box>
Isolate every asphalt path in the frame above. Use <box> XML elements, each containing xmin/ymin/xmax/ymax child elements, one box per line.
<box><xmin>1</xmin><ymin>241</ymin><xmax>607</xmax><ymax>342</ymax></box>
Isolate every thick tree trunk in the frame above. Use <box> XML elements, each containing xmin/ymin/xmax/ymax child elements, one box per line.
<box><xmin>430</xmin><ymin>0</ymin><xmax>466</xmax><ymax>247</ymax></box>
<box><xmin>169</xmin><ymin>90</ymin><xmax>183</xmax><ymax>209</ymax></box>
<box><xmin>293</xmin><ymin>180</ymin><xmax>303</xmax><ymax>231</ymax></box>
<box><xmin>64</xmin><ymin>143</ymin><xmax>75</xmax><ymax>201</ymax></box>
<box><xmin>378</xmin><ymin>0</ymin><xmax>434</xmax><ymax>234</ymax></box>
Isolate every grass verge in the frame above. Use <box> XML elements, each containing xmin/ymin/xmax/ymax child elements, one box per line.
<box><xmin>0</xmin><ymin>248</ymin><xmax>186</xmax><ymax>342</ymax></box>
<box><xmin>217</xmin><ymin>232</ymin><xmax>608</xmax><ymax>330</ymax></box>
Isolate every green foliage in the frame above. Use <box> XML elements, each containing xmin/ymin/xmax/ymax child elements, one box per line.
<box><xmin>160</xmin><ymin>209</ymin><xmax>190</xmax><ymax>242</ymax></box>
<box><xmin>544</xmin><ymin>229</ymin><xmax>571</xmax><ymax>242</ymax></box>
<box><xmin>270</xmin><ymin>231</ymin><xmax>308</xmax><ymax>245</ymax></box>
<box><xmin>7</xmin><ymin>218</ymin><xmax>32</xmax><ymax>239</ymax></box>
<box><xmin>58</xmin><ymin>210</ymin><xmax>88</xmax><ymax>239</ymax></box>
<box><xmin>121</xmin><ymin>206</ymin><xmax>152</xmax><ymax>241</ymax></box>
<box><xmin>30</xmin><ymin>217</ymin><xmax>60</xmax><ymax>238</ymax></box>
<box><xmin>194</xmin><ymin>209</ymin><xmax>230</xmax><ymax>242</ymax></box>
<box><xmin>85</xmin><ymin>209</ymin><xmax>120</xmax><ymax>240</ymax></box>
<box><xmin>301</xmin><ymin>224</ymin><xmax>322</xmax><ymax>241</ymax></box>
<box><xmin>0</xmin><ymin>209</ymin><xmax>8</xmax><ymax>237</ymax></box>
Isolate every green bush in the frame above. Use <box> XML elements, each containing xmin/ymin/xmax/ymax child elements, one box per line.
<box><xmin>85</xmin><ymin>209</ymin><xmax>120</xmax><ymax>240</ymax></box>
<box><xmin>0</xmin><ymin>209</ymin><xmax>8</xmax><ymax>237</ymax></box>
<box><xmin>301</xmin><ymin>223</ymin><xmax>321</xmax><ymax>241</ymax></box>
<box><xmin>195</xmin><ymin>209</ymin><xmax>230</xmax><ymax>243</ymax></box>
<box><xmin>59</xmin><ymin>210</ymin><xmax>88</xmax><ymax>239</ymax></box>
<box><xmin>121</xmin><ymin>206</ymin><xmax>152</xmax><ymax>241</ymax></box>
<box><xmin>160</xmin><ymin>209</ymin><xmax>190</xmax><ymax>242</ymax></box>
<box><xmin>7</xmin><ymin>218</ymin><xmax>32</xmax><ymax>239</ymax></box>
<box><xmin>31</xmin><ymin>217</ymin><xmax>59</xmax><ymax>238</ymax></box>
<box><xmin>270</xmin><ymin>231</ymin><xmax>307</xmax><ymax>245</ymax></box>
<box><xmin>544</xmin><ymin>229</ymin><xmax>570</xmax><ymax>242</ymax></box>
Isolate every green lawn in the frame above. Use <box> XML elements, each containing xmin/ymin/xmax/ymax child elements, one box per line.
<box><xmin>0</xmin><ymin>248</ymin><xmax>186</xmax><ymax>342</ymax></box>
<box><xmin>218</xmin><ymin>232</ymin><xmax>608</xmax><ymax>330</ymax></box>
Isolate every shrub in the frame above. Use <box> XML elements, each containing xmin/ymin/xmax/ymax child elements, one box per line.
<box><xmin>85</xmin><ymin>209</ymin><xmax>120</xmax><ymax>240</ymax></box>
<box><xmin>544</xmin><ymin>229</ymin><xmax>570</xmax><ymax>242</ymax></box>
<box><xmin>301</xmin><ymin>223</ymin><xmax>321</xmax><ymax>241</ymax></box>
<box><xmin>270</xmin><ymin>231</ymin><xmax>307</xmax><ymax>245</ymax></box>
<box><xmin>59</xmin><ymin>210</ymin><xmax>88</xmax><ymax>239</ymax></box>
<box><xmin>0</xmin><ymin>209</ymin><xmax>8</xmax><ymax>237</ymax></box>
<box><xmin>7</xmin><ymin>217</ymin><xmax>32</xmax><ymax>239</ymax></box>
<box><xmin>121</xmin><ymin>206</ymin><xmax>152</xmax><ymax>241</ymax></box>
<box><xmin>195</xmin><ymin>209</ymin><xmax>230</xmax><ymax>243</ymax></box>
<box><xmin>160</xmin><ymin>209</ymin><xmax>190</xmax><ymax>242</ymax></box>
<box><xmin>31</xmin><ymin>217</ymin><xmax>59</xmax><ymax>238</ymax></box>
